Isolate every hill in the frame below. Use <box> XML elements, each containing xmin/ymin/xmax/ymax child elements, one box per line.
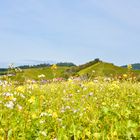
<box><xmin>0</xmin><ymin>62</ymin><xmax>76</xmax><ymax>75</ymax></box>
<box><xmin>2</xmin><ymin>66</ymin><xmax>69</xmax><ymax>82</ymax></box>
<box><xmin>64</xmin><ymin>59</ymin><xmax>101</xmax><ymax>76</ymax></box>
<box><xmin>1</xmin><ymin>60</ymin><xmax>140</xmax><ymax>82</ymax></box>
<box><xmin>78</xmin><ymin>61</ymin><xmax>140</xmax><ymax>78</ymax></box>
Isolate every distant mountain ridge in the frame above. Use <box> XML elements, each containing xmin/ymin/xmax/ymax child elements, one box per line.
<box><xmin>0</xmin><ymin>62</ymin><xmax>76</xmax><ymax>75</ymax></box>
<box><xmin>122</xmin><ymin>63</ymin><xmax>140</xmax><ymax>70</ymax></box>
<box><xmin>0</xmin><ymin>60</ymin><xmax>57</xmax><ymax>68</ymax></box>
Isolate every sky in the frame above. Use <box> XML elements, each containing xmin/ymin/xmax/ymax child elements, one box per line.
<box><xmin>0</xmin><ymin>0</ymin><xmax>140</xmax><ymax>67</ymax></box>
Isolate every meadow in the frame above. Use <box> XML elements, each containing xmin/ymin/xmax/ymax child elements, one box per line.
<box><xmin>0</xmin><ymin>77</ymin><xmax>140</xmax><ymax>140</ymax></box>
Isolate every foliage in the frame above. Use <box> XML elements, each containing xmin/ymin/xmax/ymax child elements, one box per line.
<box><xmin>56</xmin><ymin>62</ymin><xmax>76</xmax><ymax>67</ymax></box>
<box><xmin>17</xmin><ymin>63</ymin><xmax>51</xmax><ymax>69</ymax></box>
<box><xmin>0</xmin><ymin>69</ymin><xmax>7</xmax><ymax>75</ymax></box>
<box><xmin>0</xmin><ymin>79</ymin><xmax>140</xmax><ymax>139</ymax></box>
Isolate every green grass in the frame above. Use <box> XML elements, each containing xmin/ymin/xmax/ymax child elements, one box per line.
<box><xmin>22</xmin><ymin>66</ymin><xmax>68</xmax><ymax>79</ymax></box>
<box><xmin>8</xmin><ymin>66</ymin><xmax>69</xmax><ymax>82</ymax></box>
<box><xmin>78</xmin><ymin>61</ymin><xmax>140</xmax><ymax>77</ymax></box>
<box><xmin>1</xmin><ymin>61</ymin><xmax>140</xmax><ymax>83</ymax></box>
<box><xmin>0</xmin><ymin>80</ymin><xmax>140</xmax><ymax>139</ymax></box>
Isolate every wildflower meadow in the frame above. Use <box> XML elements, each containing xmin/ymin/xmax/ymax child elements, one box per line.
<box><xmin>0</xmin><ymin>76</ymin><xmax>140</xmax><ymax>140</ymax></box>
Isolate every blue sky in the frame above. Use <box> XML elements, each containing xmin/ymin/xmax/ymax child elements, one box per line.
<box><xmin>0</xmin><ymin>0</ymin><xmax>140</xmax><ymax>67</ymax></box>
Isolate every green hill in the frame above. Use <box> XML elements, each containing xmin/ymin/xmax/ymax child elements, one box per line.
<box><xmin>78</xmin><ymin>61</ymin><xmax>140</xmax><ymax>78</ymax></box>
<box><xmin>1</xmin><ymin>60</ymin><xmax>140</xmax><ymax>82</ymax></box>
<box><xmin>64</xmin><ymin>59</ymin><xmax>101</xmax><ymax>76</ymax></box>
<box><xmin>0</xmin><ymin>66</ymin><xmax>69</xmax><ymax>82</ymax></box>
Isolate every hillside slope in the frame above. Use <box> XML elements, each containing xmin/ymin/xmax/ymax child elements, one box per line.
<box><xmin>3</xmin><ymin>66</ymin><xmax>69</xmax><ymax>82</ymax></box>
<box><xmin>78</xmin><ymin>61</ymin><xmax>140</xmax><ymax>77</ymax></box>
<box><xmin>1</xmin><ymin>61</ymin><xmax>140</xmax><ymax>82</ymax></box>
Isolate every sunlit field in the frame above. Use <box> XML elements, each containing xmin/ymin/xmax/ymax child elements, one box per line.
<box><xmin>0</xmin><ymin>77</ymin><xmax>140</xmax><ymax>140</ymax></box>
<box><xmin>1</xmin><ymin>0</ymin><xmax>140</xmax><ymax>139</ymax></box>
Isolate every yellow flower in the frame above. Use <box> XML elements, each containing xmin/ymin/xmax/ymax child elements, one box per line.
<box><xmin>40</xmin><ymin>95</ymin><xmax>45</xmax><ymax>100</ymax></box>
<box><xmin>68</xmin><ymin>78</ymin><xmax>73</xmax><ymax>83</ymax></box>
<box><xmin>38</xmin><ymin>74</ymin><xmax>45</xmax><ymax>78</ymax></box>
<box><xmin>51</xmin><ymin>64</ymin><xmax>57</xmax><ymax>70</ymax></box>
<box><xmin>127</xmin><ymin>64</ymin><xmax>132</xmax><ymax>70</ymax></box>
<box><xmin>123</xmin><ymin>74</ymin><xmax>128</xmax><ymax>78</ymax></box>
<box><xmin>28</xmin><ymin>96</ymin><xmax>35</xmax><ymax>103</ymax></box>
<box><xmin>26</xmin><ymin>79</ymin><xmax>32</xmax><ymax>84</ymax></box>
<box><xmin>0</xmin><ymin>128</ymin><xmax>4</xmax><ymax>133</ymax></box>
<box><xmin>16</xmin><ymin>86</ymin><xmax>25</xmax><ymax>93</ymax></box>
<box><xmin>52</xmin><ymin>112</ymin><xmax>58</xmax><ymax>118</ymax></box>
<box><xmin>86</xmin><ymin>106</ymin><xmax>91</xmax><ymax>111</ymax></box>
<box><xmin>48</xmin><ymin>109</ymin><xmax>53</xmax><ymax>114</ymax></box>
<box><xmin>109</xmin><ymin>83</ymin><xmax>120</xmax><ymax>91</ymax></box>
<box><xmin>94</xmin><ymin>133</ymin><xmax>101</xmax><ymax>139</ymax></box>
<box><xmin>32</xmin><ymin>113</ymin><xmax>37</xmax><ymax>119</ymax></box>
<box><xmin>5</xmin><ymin>95</ymin><xmax>13</xmax><ymax>101</ymax></box>
<box><xmin>84</xmin><ymin>128</ymin><xmax>91</xmax><ymax>138</ymax></box>
<box><xmin>33</xmin><ymin>84</ymin><xmax>38</xmax><ymax>89</ymax></box>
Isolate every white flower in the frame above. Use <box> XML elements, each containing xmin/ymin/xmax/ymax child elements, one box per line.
<box><xmin>38</xmin><ymin>74</ymin><xmax>45</xmax><ymax>78</ymax></box>
<box><xmin>88</xmin><ymin>92</ymin><xmax>94</xmax><ymax>96</ymax></box>
<box><xmin>71</xmin><ymin>101</ymin><xmax>75</xmax><ymax>103</ymax></box>
<box><xmin>8</xmin><ymin>63</ymin><xmax>14</xmax><ymax>69</ymax></box>
<box><xmin>61</xmin><ymin>109</ymin><xmax>65</xmax><ymax>113</ymax></box>
<box><xmin>3</xmin><ymin>92</ymin><xmax>13</xmax><ymax>97</ymax></box>
<box><xmin>40</xmin><ymin>112</ymin><xmax>47</xmax><ymax>117</ymax></box>
<box><xmin>40</xmin><ymin>131</ymin><xmax>47</xmax><ymax>137</ymax></box>
<box><xmin>68</xmin><ymin>94</ymin><xmax>73</xmax><ymax>97</ymax></box>
<box><xmin>93</xmin><ymin>79</ymin><xmax>98</xmax><ymax>83</ymax></box>
<box><xmin>4</xmin><ymin>81</ymin><xmax>8</xmax><ymax>85</ymax></box>
<box><xmin>73</xmin><ymin>109</ymin><xmax>78</xmax><ymax>113</ymax></box>
<box><xmin>12</xmin><ymin>98</ymin><xmax>17</xmax><ymax>102</ymax></box>
<box><xmin>17</xmin><ymin>104</ymin><xmax>22</xmax><ymax>110</ymax></box>
<box><xmin>4</xmin><ymin>101</ymin><xmax>14</xmax><ymax>109</ymax></box>
<box><xmin>20</xmin><ymin>94</ymin><xmax>25</xmax><ymax>99</ymax></box>
<box><xmin>65</xmin><ymin>106</ymin><xmax>71</xmax><ymax>109</ymax></box>
<box><xmin>57</xmin><ymin>118</ymin><xmax>62</xmax><ymax>122</ymax></box>
<box><xmin>77</xmin><ymin>90</ymin><xmax>80</xmax><ymax>93</ymax></box>
<box><xmin>83</xmin><ymin>87</ymin><xmax>87</xmax><ymax>91</ymax></box>
<box><xmin>92</xmin><ymin>70</ymin><xmax>95</xmax><ymax>73</ymax></box>
<box><xmin>40</xmin><ymin>120</ymin><xmax>45</xmax><ymax>124</ymax></box>
<box><xmin>63</xmin><ymin>90</ymin><xmax>66</xmax><ymax>93</ymax></box>
<box><xmin>0</xmin><ymin>81</ymin><xmax>3</xmax><ymax>86</ymax></box>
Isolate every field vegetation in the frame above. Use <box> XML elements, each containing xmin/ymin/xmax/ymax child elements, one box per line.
<box><xmin>0</xmin><ymin>62</ymin><xmax>140</xmax><ymax>139</ymax></box>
